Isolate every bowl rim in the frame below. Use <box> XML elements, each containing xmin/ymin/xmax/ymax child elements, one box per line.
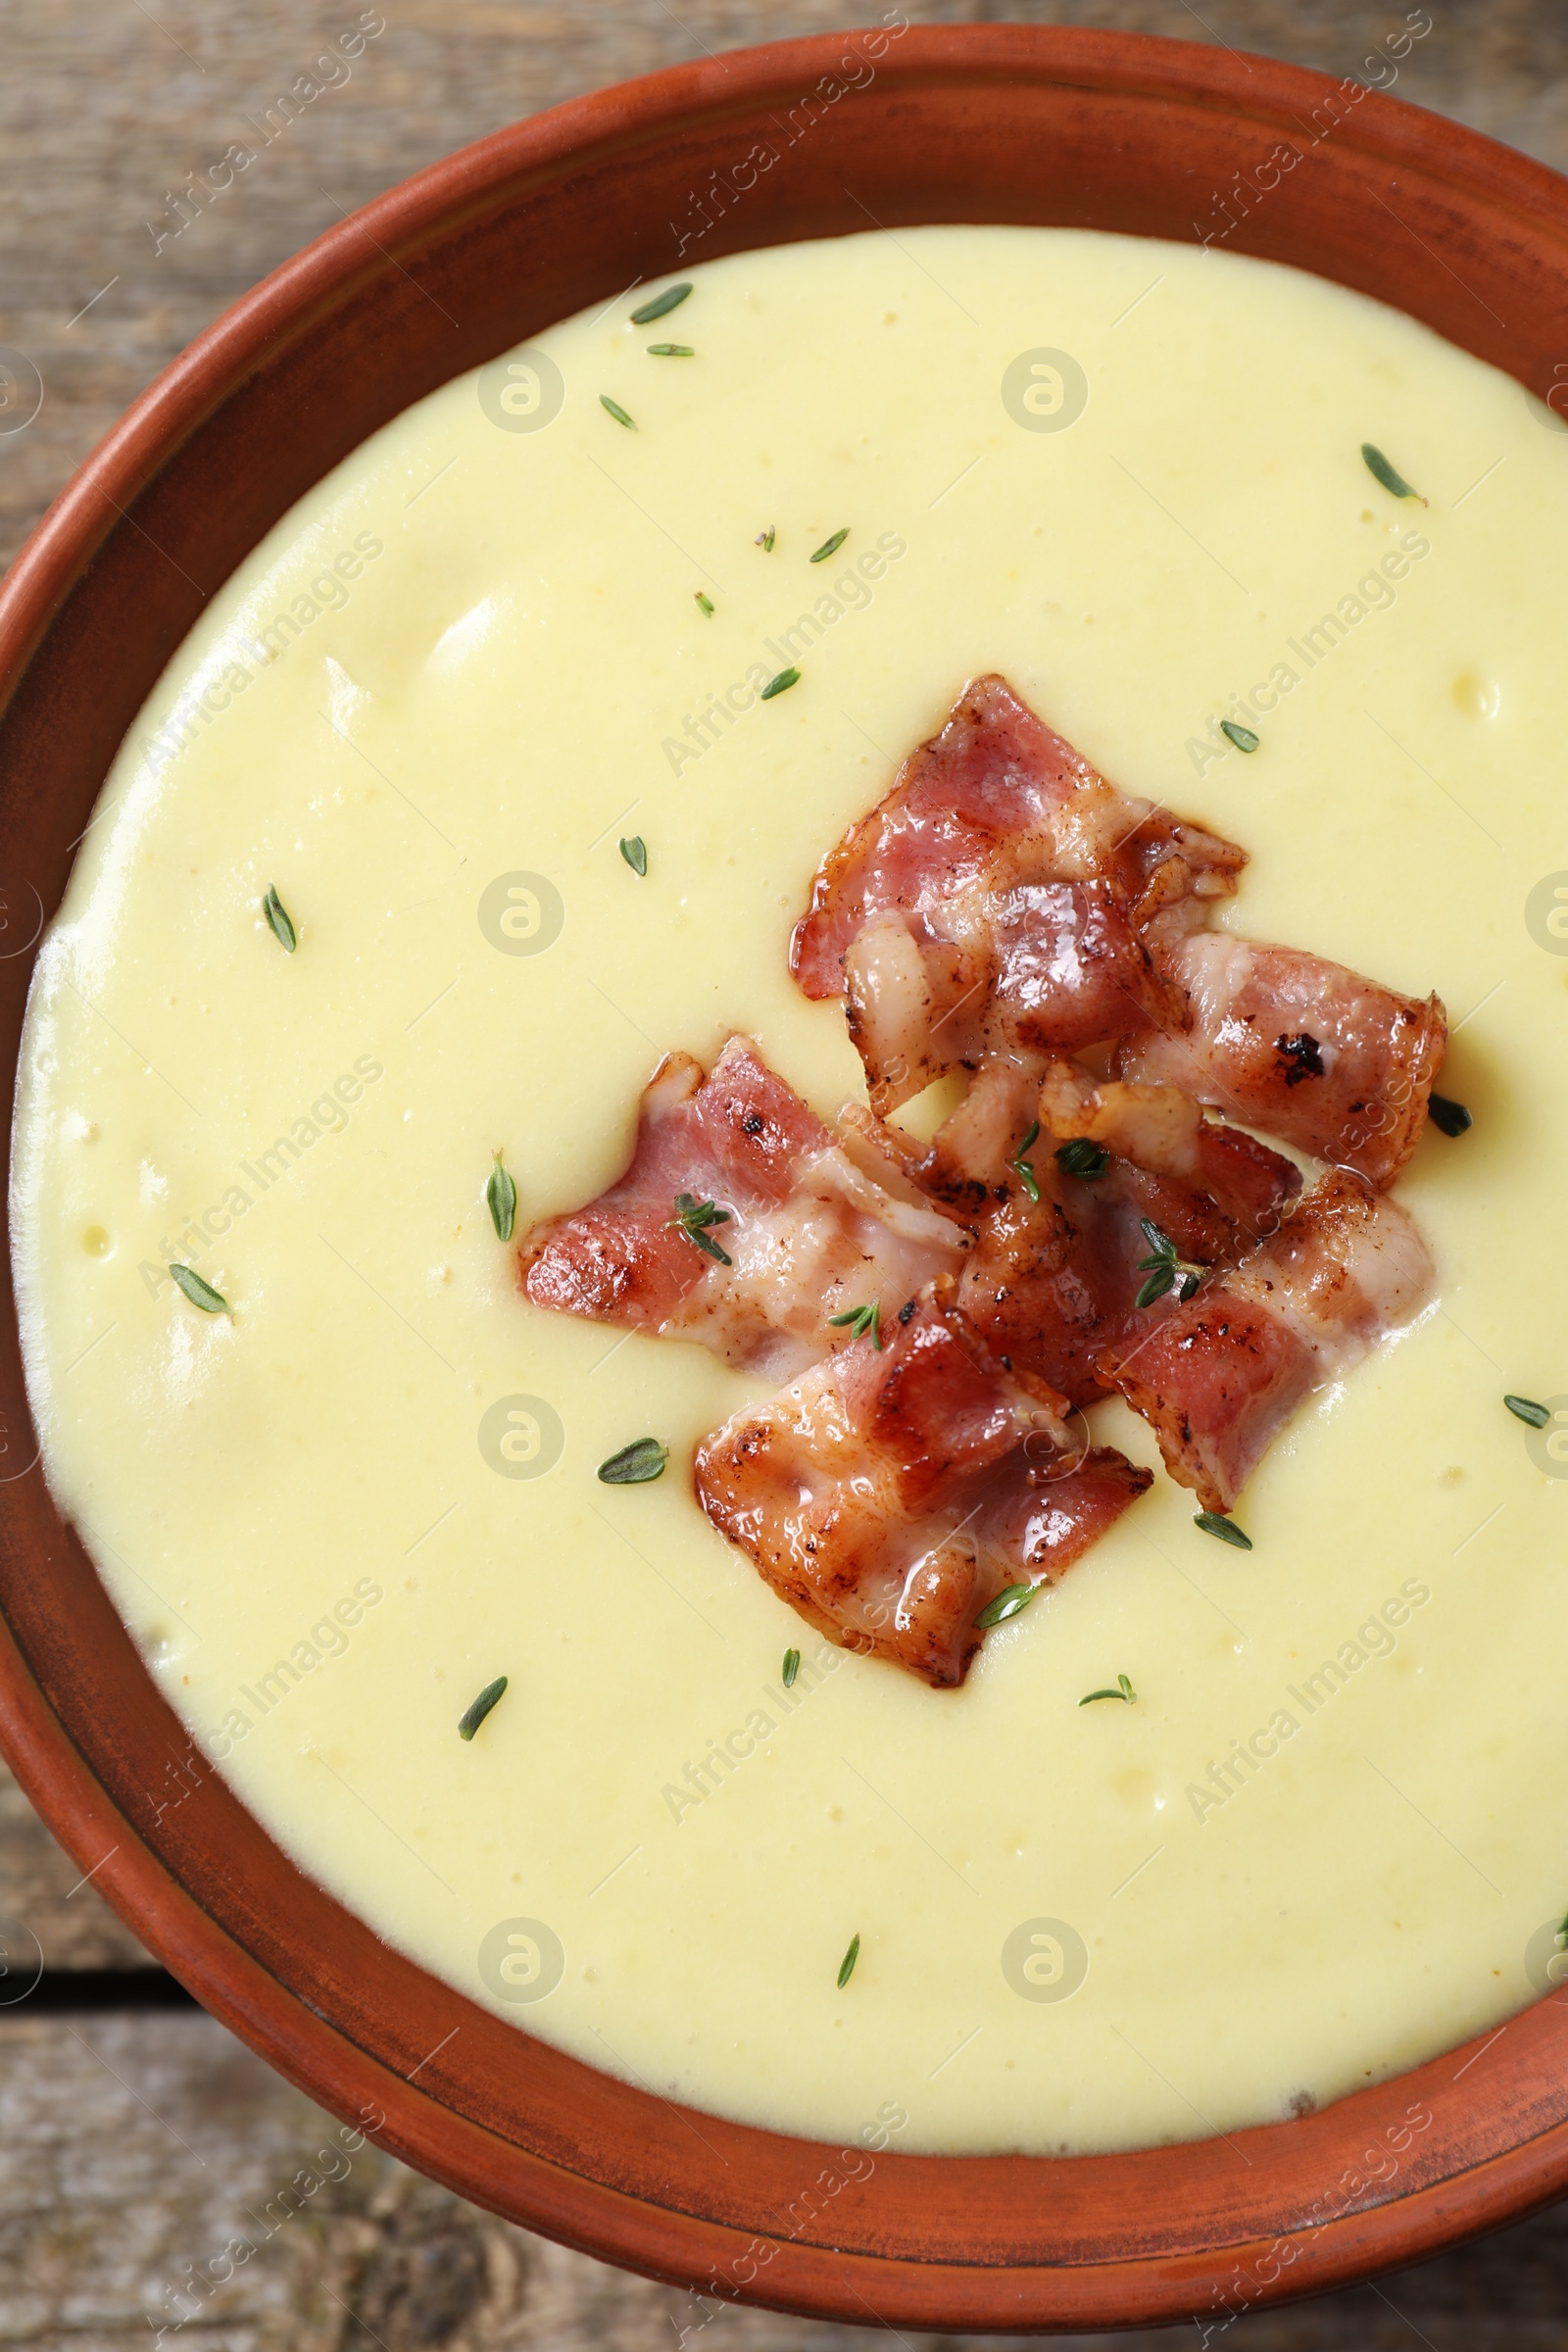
<box><xmin>3</xmin><ymin>22</ymin><xmax>1568</xmax><ymax>2333</ymax></box>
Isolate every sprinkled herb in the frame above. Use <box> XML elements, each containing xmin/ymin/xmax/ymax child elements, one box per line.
<box><xmin>1080</xmin><ymin>1674</ymin><xmax>1136</xmax><ymax>1706</ymax></box>
<box><xmin>756</xmin><ymin>525</ymin><xmax>776</xmax><ymax>552</ymax></box>
<box><xmin>1195</xmin><ymin>1511</ymin><xmax>1252</xmax><ymax>1549</ymax></box>
<box><xmin>599</xmin><ymin>394</ymin><xmax>635</xmax><ymax>429</ymax></box>
<box><xmin>170</xmin><ymin>1263</ymin><xmax>229</xmax><ymax>1315</ymax></box>
<box><xmin>667</xmin><ymin>1191</ymin><xmax>732</xmax><ymax>1265</ymax></box>
<box><xmin>829</xmin><ymin>1298</ymin><xmax>882</xmax><ymax>1348</ymax></box>
<box><xmin>1429</xmin><ymin>1093</ymin><xmax>1472</xmax><ymax>1137</ymax></box>
<box><xmin>1221</xmin><ymin>719</ymin><xmax>1259</xmax><ymax>753</ymax></box>
<box><xmin>486</xmin><ymin>1151</ymin><xmax>516</xmax><ymax>1243</ymax></box>
<box><xmin>760</xmin><ymin>667</ymin><xmax>800</xmax><ymax>700</ymax></box>
<box><xmin>810</xmin><ymin>527</ymin><xmax>850</xmax><ymax>564</ymax></box>
<box><xmin>630</xmin><ymin>282</ymin><xmax>692</xmax><ymax>324</ymax></box>
<box><xmin>619</xmin><ymin>834</ymin><xmax>648</xmax><ymax>876</ymax></box>
<box><xmin>647</xmin><ymin>342</ymin><xmax>695</xmax><ymax>357</ymax></box>
<box><xmin>837</xmin><ymin>1933</ymin><xmax>860</xmax><ymax>1988</ymax></box>
<box><xmin>1505</xmin><ymin>1395</ymin><xmax>1550</xmax><ymax>1429</ymax></box>
<box><xmin>458</xmin><ymin>1676</ymin><xmax>508</xmax><ymax>1740</ymax></box>
<box><xmin>782</xmin><ymin>1646</ymin><xmax>801</xmax><ymax>1688</ymax></box>
<box><xmin>695</xmin><ymin>592</ymin><xmax>714</xmax><ymax>616</ymax></box>
<box><xmin>975</xmin><ymin>1582</ymin><xmax>1035</xmax><ymax>1630</ymax></box>
<box><xmin>263</xmin><ymin>884</ymin><xmax>296</xmax><ymax>953</ymax></box>
<box><xmin>1054</xmin><ymin>1136</ymin><xmax>1109</xmax><ymax>1181</ymax></box>
<box><xmin>1361</xmin><ymin>442</ymin><xmax>1425</xmax><ymax>503</ymax></box>
<box><xmin>598</xmin><ymin>1436</ymin><xmax>669</xmax><ymax>1484</ymax></box>
<box><xmin>1007</xmin><ymin>1118</ymin><xmax>1042</xmax><ymax>1203</ymax></box>
<box><xmin>1134</xmin><ymin>1218</ymin><xmax>1205</xmax><ymax>1308</ymax></box>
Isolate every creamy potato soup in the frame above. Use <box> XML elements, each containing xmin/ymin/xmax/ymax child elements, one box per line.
<box><xmin>13</xmin><ymin>226</ymin><xmax>1567</xmax><ymax>2155</ymax></box>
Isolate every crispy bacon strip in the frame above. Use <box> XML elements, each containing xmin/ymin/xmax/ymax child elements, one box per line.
<box><xmin>792</xmin><ymin>674</ymin><xmax>1245</xmax><ymax>1108</ymax></box>
<box><xmin>518</xmin><ymin>1037</ymin><xmax>965</xmax><ymax>1378</ymax></box>
<box><xmin>1097</xmin><ymin>1170</ymin><xmax>1435</xmax><ymax>1513</ymax></box>
<box><xmin>1118</xmin><ymin>932</ymin><xmax>1446</xmax><ymax>1188</ymax></box>
<box><xmin>695</xmin><ymin>1281</ymin><xmax>1151</xmax><ymax>1687</ymax></box>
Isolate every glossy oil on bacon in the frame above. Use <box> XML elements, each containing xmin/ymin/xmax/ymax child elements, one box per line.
<box><xmin>1119</xmin><ymin>931</ymin><xmax>1446</xmax><ymax>1188</ymax></box>
<box><xmin>1097</xmin><ymin>1170</ymin><xmax>1435</xmax><ymax>1514</ymax></box>
<box><xmin>518</xmin><ymin>1036</ymin><xmax>964</xmax><ymax>1378</ymax></box>
<box><xmin>694</xmin><ymin>1281</ymin><xmax>1152</xmax><ymax>1688</ymax></box>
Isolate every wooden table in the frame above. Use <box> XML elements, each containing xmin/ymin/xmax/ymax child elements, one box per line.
<box><xmin>3</xmin><ymin>3</ymin><xmax>1567</xmax><ymax>2341</ymax></box>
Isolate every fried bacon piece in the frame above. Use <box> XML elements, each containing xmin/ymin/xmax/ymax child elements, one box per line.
<box><xmin>1118</xmin><ymin>931</ymin><xmax>1447</xmax><ymax>1188</ymax></box>
<box><xmin>694</xmin><ymin>1280</ymin><xmax>1152</xmax><ymax>1688</ymax></box>
<box><xmin>790</xmin><ymin>674</ymin><xmax>1246</xmax><ymax>1108</ymax></box>
<box><xmin>1097</xmin><ymin>1170</ymin><xmax>1435</xmax><ymax>1514</ymax></box>
<box><xmin>518</xmin><ymin>1036</ymin><xmax>964</xmax><ymax>1379</ymax></box>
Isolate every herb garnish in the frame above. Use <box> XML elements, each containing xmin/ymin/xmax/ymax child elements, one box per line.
<box><xmin>667</xmin><ymin>1191</ymin><xmax>732</xmax><ymax>1264</ymax></box>
<box><xmin>630</xmin><ymin>282</ymin><xmax>692</xmax><ymax>324</ymax></box>
<box><xmin>782</xmin><ymin>1646</ymin><xmax>801</xmax><ymax>1688</ymax></box>
<box><xmin>760</xmin><ymin>667</ymin><xmax>800</xmax><ymax>700</ymax></box>
<box><xmin>487</xmin><ymin>1151</ymin><xmax>516</xmax><ymax>1243</ymax></box>
<box><xmin>170</xmin><ymin>1263</ymin><xmax>229</xmax><ymax>1315</ymax></box>
<box><xmin>1361</xmin><ymin>442</ymin><xmax>1425</xmax><ymax>503</ymax></box>
<box><xmin>1428</xmin><ymin>1093</ymin><xmax>1472</xmax><ymax>1137</ymax></box>
<box><xmin>756</xmin><ymin>525</ymin><xmax>776</xmax><ymax>552</ymax></box>
<box><xmin>1080</xmin><ymin>1674</ymin><xmax>1136</xmax><ymax>1706</ymax></box>
<box><xmin>1134</xmin><ymin>1219</ymin><xmax>1205</xmax><ymax>1307</ymax></box>
<box><xmin>599</xmin><ymin>394</ymin><xmax>635</xmax><ymax>428</ymax></box>
<box><xmin>1055</xmin><ymin>1136</ymin><xmax>1109</xmax><ymax>1181</ymax></box>
<box><xmin>263</xmin><ymin>885</ymin><xmax>297</xmax><ymax>953</ymax></box>
<box><xmin>619</xmin><ymin>834</ymin><xmax>648</xmax><ymax>876</ymax></box>
<box><xmin>829</xmin><ymin>1298</ymin><xmax>882</xmax><ymax>1348</ymax></box>
<box><xmin>458</xmin><ymin>1676</ymin><xmax>508</xmax><ymax>1740</ymax></box>
<box><xmin>1007</xmin><ymin>1118</ymin><xmax>1042</xmax><ymax>1203</ymax></box>
<box><xmin>810</xmin><ymin>528</ymin><xmax>850</xmax><ymax>564</ymax></box>
<box><xmin>1195</xmin><ymin>1511</ymin><xmax>1252</xmax><ymax>1549</ymax></box>
<box><xmin>975</xmin><ymin>1582</ymin><xmax>1035</xmax><ymax>1629</ymax></box>
<box><xmin>695</xmin><ymin>592</ymin><xmax>714</xmax><ymax>616</ymax></box>
<box><xmin>1221</xmin><ymin>719</ymin><xmax>1259</xmax><ymax>753</ymax></box>
<box><xmin>1504</xmin><ymin>1396</ymin><xmax>1550</xmax><ymax>1429</ymax></box>
<box><xmin>648</xmin><ymin>342</ymin><xmax>695</xmax><ymax>357</ymax></box>
<box><xmin>598</xmin><ymin>1436</ymin><xmax>669</xmax><ymax>1484</ymax></box>
<box><xmin>837</xmin><ymin>1933</ymin><xmax>860</xmax><ymax>1988</ymax></box>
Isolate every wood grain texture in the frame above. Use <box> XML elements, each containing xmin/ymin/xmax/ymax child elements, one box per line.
<box><xmin>2</xmin><ymin>0</ymin><xmax>1567</xmax><ymax>2341</ymax></box>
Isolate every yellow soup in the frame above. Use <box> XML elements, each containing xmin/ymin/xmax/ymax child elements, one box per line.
<box><xmin>12</xmin><ymin>226</ymin><xmax>1568</xmax><ymax>2154</ymax></box>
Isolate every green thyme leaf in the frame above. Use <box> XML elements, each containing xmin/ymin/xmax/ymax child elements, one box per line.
<box><xmin>695</xmin><ymin>592</ymin><xmax>714</xmax><ymax>616</ymax></box>
<box><xmin>760</xmin><ymin>667</ymin><xmax>801</xmax><ymax>700</ymax></box>
<box><xmin>458</xmin><ymin>1675</ymin><xmax>508</xmax><ymax>1740</ymax></box>
<box><xmin>1134</xmin><ymin>1264</ymin><xmax>1175</xmax><ymax>1309</ymax></box>
<box><xmin>1428</xmin><ymin>1093</ymin><xmax>1472</xmax><ymax>1137</ymax></box>
<box><xmin>975</xmin><ymin>1582</ymin><xmax>1035</xmax><ymax>1630</ymax></box>
<box><xmin>1195</xmin><ymin>1511</ymin><xmax>1252</xmax><ymax>1549</ymax></box>
<box><xmin>630</xmin><ymin>282</ymin><xmax>692</xmax><ymax>324</ymax></box>
<box><xmin>828</xmin><ymin>1298</ymin><xmax>882</xmax><ymax>1348</ymax></box>
<box><xmin>1081</xmin><ymin>1674</ymin><xmax>1136</xmax><ymax>1706</ymax></box>
<box><xmin>170</xmin><ymin>1263</ymin><xmax>229</xmax><ymax>1315</ymax></box>
<box><xmin>263</xmin><ymin>884</ymin><xmax>297</xmax><ymax>953</ymax></box>
<box><xmin>599</xmin><ymin>394</ymin><xmax>635</xmax><ymax>428</ymax></box>
<box><xmin>782</xmin><ymin>1646</ymin><xmax>801</xmax><ymax>1688</ymax></box>
<box><xmin>809</xmin><ymin>527</ymin><xmax>850</xmax><ymax>564</ymax></box>
<box><xmin>598</xmin><ymin>1436</ymin><xmax>669</xmax><ymax>1484</ymax></box>
<box><xmin>1504</xmin><ymin>1395</ymin><xmax>1550</xmax><ymax>1429</ymax></box>
<box><xmin>1054</xmin><ymin>1137</ymin><xmax>1109</xmax><ymax>1181</ymax></box>
<box><xmin>619</xmin><ymin>834</ymin><xmax>648</xmax><ymax>876</ymax></box>
<box><xmin>756</xmin><ymin>524</ymin><xmax>776</xmax><ymax>552</ymax></box>
<box><xmin>1135</xmin><ymin>1218</ymin><xmax>1205</xmax><ymax>1307</ymax></box>
<box><xmin>1361</xmin><ymin>442</ymin><xmax>1425</xmax><ymax>503</ymax></box>
<box><xmin>486</xmin><ymin>1151</ymin><xmax>516</xmax><ymax>1243</ymax></box>
<box><xmin>1006</xmin><ymin>1118</ymin><xmax>1041</xmax><ymax>1204</ymax></box>
<box><xmin>647</xmin><ymin>342</ymin><xmax>695</xmax><ymax>357</ymax></box>
<box><xmin>1220</xmin><ymin>719</ymin><xmax>1259</xmax><ymax>753</ymax></box>
<box><xmin>666</xmin><ymin>1191</ymin><xmax>733</xmax><ymax>1265</ymax></box>
<box><xmin>837</xmin><ymin>1933</ymin><xmax>860</xmax><ymax>1988</ymax></box>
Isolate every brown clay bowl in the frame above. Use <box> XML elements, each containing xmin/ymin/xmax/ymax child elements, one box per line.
<box><xmin>2</xmin><ymin>25</ymin><xmax>1566</xmax><ymax>2331</ymax></box>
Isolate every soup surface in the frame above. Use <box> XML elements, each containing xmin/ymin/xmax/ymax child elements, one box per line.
<box><xmin>13</xmin><ymin>226</ymin><xmax>1566</xmax><ymax>2154</ymax></box>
